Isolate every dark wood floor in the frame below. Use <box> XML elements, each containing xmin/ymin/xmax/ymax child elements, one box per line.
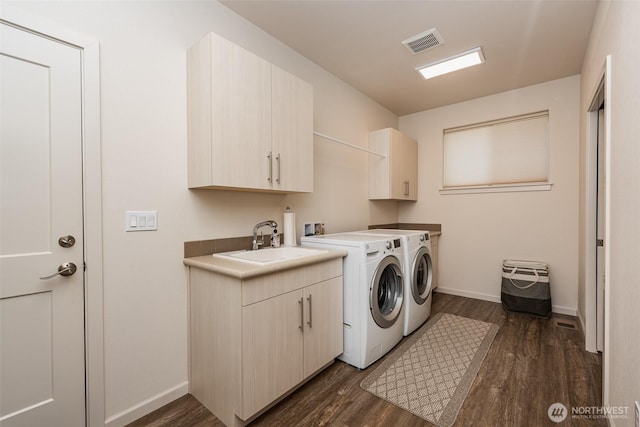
<box><xmin>127</xmin><ymin>292</ymin><xmax>604</xmax><ymax>427</ymax></box>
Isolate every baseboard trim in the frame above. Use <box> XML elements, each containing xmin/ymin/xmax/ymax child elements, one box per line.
<box><xmin>104</xmin><ymin>381</ymin><xmax>189</xmax><ymax>427</ymax></box>
<box><xmin>576</xmin><ymin>309</ymin><xmax>587</xmax><ymax>337</ymax></box>
<box><xmin>433</xmin><ymin>286</ymin><xmax>501</xmax><ymax>304</ymax></box>
<box><xmin>433</xmin><ymin>287</ymin><xmax>577</xmax><ymax>316</ymax></box>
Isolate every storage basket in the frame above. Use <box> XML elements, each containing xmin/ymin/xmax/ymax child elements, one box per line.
<box><xmin>501</xmin><ymin>260</ymin><xmax>551</xmax><ymax>318</ymax></box>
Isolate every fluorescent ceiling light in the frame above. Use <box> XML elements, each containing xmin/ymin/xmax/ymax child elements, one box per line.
<box><xmin>416</xmin><ymin>47</ymin><xmax>485</xmax><ymax>80</ymax></box>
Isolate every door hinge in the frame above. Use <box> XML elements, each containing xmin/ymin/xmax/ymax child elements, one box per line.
<box><xmin>597</xmin><ymin>239</ymin><xmax>604</xmax><ymax>247</ymax></box>
<box><xmin>83</xmin><ymin>262</ymin><xmax>87</xmax><ymax>271</ymax></box>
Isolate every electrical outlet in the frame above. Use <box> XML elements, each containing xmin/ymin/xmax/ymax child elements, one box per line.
<box><xmin>635</xmin><ymin>401</ymin><xmax>639</xmax><ymax>427</ymax></box>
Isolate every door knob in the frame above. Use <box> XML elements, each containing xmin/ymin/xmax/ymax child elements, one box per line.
<box><xmin>40</xmin><ymin>262</ymin><xmax>77</xmax><ymax>280</ymax></box>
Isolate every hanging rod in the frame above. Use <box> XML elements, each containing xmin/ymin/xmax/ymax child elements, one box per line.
<box><xmin>313</xmin><ymin>131</ymin><xmax>386</xmax><ymax>158</ymax></box>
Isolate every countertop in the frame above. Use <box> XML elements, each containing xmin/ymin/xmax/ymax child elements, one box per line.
<box><xmin>184</xmin><ymin>248</ymin><xmax>348</xmax><ymax>280</ymax></box>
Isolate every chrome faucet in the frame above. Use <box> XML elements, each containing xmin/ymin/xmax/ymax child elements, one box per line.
<box><xmin>252</xmin><ymin>220</ymin><xmax>278</xmax><ymax>250</ymax></box>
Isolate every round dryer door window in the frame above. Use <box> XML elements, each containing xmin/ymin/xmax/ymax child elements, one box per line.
<box><xmin>412</xmin><ymin>247</ymin><xmax>433</xmax><ymax>305</ymax></box>
<box><xmin>370</xmin><ymin>256</ymin><xmax>404</xmax><ymax>328</ymax></box>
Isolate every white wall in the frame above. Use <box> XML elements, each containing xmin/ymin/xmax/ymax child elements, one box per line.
<box><xmin>399</xmin><ymin>75</ymin><xmax>581</xmax><ymax>314</ymax></box>
<box><xmin>6</xmin><ymin>1</ymin><xmax>398</xmax><ymax>425</ymax></box>
<box><xmin>579</xmin><ymin>1</ymin><xmax>640</xmax><ymax>424</ymax></box>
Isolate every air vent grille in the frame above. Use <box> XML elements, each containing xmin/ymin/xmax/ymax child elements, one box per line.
<box><xmin>402</xmin><ymin>28</ymin><xmax>444</xmax><ymax>54</ymax></box>
<box><xmin>555</xmin><ymin>319</ymin><xmax>577</xmax><ymax>330</ymax></box>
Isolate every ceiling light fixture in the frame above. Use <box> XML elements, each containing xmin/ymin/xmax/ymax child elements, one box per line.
<box><xmin>416</xmin><ymin>47</ymin><xmax>485</xmax><ymax>80</ymax></box>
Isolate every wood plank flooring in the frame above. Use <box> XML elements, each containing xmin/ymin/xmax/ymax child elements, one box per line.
<box><xmin>127</xmin><ymin>293</ymin><xmax>604</xmax><ymax>427</ymax></box>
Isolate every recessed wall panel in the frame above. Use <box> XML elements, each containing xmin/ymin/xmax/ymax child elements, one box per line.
<box><xmin>0</xmin><ymin>55</ymin><xmax>51</xmax><ymax>257</ymax></box>
<box><xmin>0</xmin><ymin>291</ymin><xmax>53</xmax><ymax>419</ymax></box>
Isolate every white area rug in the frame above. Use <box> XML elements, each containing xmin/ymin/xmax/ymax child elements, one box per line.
<box><xmin>361</xmin><ymin>313</ymin><xmax>499</xmax><ymax>427</ymax></box>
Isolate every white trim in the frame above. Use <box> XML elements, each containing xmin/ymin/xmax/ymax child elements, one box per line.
<box><xmin>0</xmin><ymin>6</ymin><xmax>105</xmax><ymax>427</ymax></box>
<box><xmin>602</xmin><ymin>55</ymin><xmax>612</xmax><ymax>410</ymax></box>
<box><xmin>550</xmin><ymin>305</ymin><xmax>577</xmax><ymax>317</ymax></box>
<box><xmin>439</xmin><ymin>182</ymin><xmax>552</xmax><ymax>195</ymax></box>
<box><xmin>104</xmin><ymin>382</ymin><xmax>189</xmax><ymax>427</ymax></box>
<box><xmin>82</xmin><ymin>41</ymin><xmax>105</xmax><ymax>427</ymax></box>
<box><xmin>0</xmin><ymin>4</ymin><xmax>95</xmax><ymax>47</ymax></box>
<box><xmin>577</xmin><ymin>309</ymin><xmax>587</xmax><ymax>340</ymax></box>
<box><xmin>434</xmin><ymin>286</ymin><xmax>501</xmax><ymax>303</ymax></box>
<box><xmin>584</xmin><ymin>82</ymin><xmax>600</xmax><ymax>354</ymax></box>
<box><xmin>433</xmin><ymin>287</ymin><xmax>577</xmax><ymax>316</ymax></box>
<box><xmin>582</xmin><ymin>56</ymin><xmax>611</xmax><ymax>411</ymax></box>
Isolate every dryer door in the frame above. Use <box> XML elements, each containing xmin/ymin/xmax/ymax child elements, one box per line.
<box><xmin>370</xmin><ymin>256</ymin><xmax>404</xmax><ymax>328</ymax></box>
<box><xmin>412</xmin><ymin>247</ymin><xmax>433</xmax><ymax>305</ymax></box>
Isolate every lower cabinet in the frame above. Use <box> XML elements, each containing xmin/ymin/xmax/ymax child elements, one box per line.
<box><xmin>241</xmin><ymin>277</ymin><xmax>342</xmax><ymax>418</ymax></box>
<box><xmin>189</xmin><ymin>259</ymin><xmax>343</xmax><ymax>426</ymax></box>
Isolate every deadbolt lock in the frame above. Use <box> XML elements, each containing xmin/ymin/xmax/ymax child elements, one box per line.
<box><xmin>58</xmin><ymin>235</ymin><xmax>76</xmax><ymax>248</ymax></box>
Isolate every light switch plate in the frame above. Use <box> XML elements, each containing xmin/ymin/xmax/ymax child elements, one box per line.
<box><xmin>125</xmin><ymin>211</ymin><xmax>158</xmax><ymax>232</ymax></box>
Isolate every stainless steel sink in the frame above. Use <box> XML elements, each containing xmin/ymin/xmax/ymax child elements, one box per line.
<box><xmin>213</xmin><ymin>246</ymin><xmax>327</xmax><ymax>265</ymax></box>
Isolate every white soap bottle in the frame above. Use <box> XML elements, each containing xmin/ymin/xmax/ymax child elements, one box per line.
<box><xmin>271</xmin><ymin>228</ymin><xmax>280</xmax><ymax>248</ymax></box>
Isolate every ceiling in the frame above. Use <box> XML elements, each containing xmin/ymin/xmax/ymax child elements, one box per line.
<box><xmin>221</xmin><ymin>0</ymin><xmax>598</xmax><ymax>116</ymax></box>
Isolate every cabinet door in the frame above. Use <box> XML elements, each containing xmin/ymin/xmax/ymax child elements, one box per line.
<box><xmin>188</xmin><ymin>33</ymin><xmax>273</xmax><ymax>190</ymax></box>
<box><xmin>303</xmin><ymin>277</ymin><xmax>343</xmax><ymax>378</ymax></box>
<box><xmin>211</xmin><ymin>34</ymin><xmax>273</xmax><ymax>190</ymax></box>
<box><xmin>271</xmin><ymin>65</ymin><xmax>313</xmax><ymax>193</ymax></box>
<box><xmin>369</xmin><ymin>128</ymin><xmax>418</xmax><ymax>200</ymax></box>
<box><xmin>241</xmin><ymin>290</ymin><xmax>304</xmax><ymax>419</ymax></box>
<box><xmin>369</xmin><ymin>128</ymin><xmax>392</xmax><ymax>199</ymax></box>
<box><xmin>390</xmin><ymin>132</ymin><xmax>418</xmax><ymax>200</ymax></box>
<box><xmin>389</xmin><ymin>129</ymin><xmax>407</xmax><ymax>199</ymax></box>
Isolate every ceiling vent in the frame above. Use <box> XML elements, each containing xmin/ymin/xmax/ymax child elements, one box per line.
<box><xmin>402</xmin><ymin>28</ymin><xmax>444</xmax><ymax>55</ymax></box>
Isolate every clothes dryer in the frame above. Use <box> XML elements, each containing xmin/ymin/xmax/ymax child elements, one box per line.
<box><xmin>301</xmin><ymin>233</ymin><xmax>405</xmax><ymax>369</ymax></box>
<box><xmin>355</xmin><ymin>229</ymin><xmax>433</xmax><ymax>336</ymax></box>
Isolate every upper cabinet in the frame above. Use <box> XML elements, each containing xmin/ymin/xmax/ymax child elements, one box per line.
<box><xmin>187</xmin><ymin>32</ymin><xmax>313</xmax><ymax>193</ymax></box>
<box><xmin>369</xmin><ymin>128</ymin><xmax>418</xmax><ymax>201</ymax></box>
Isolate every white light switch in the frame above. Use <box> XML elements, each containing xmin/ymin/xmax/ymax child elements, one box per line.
<box><xmin>125</xmin><ymin>211</ymin><xmax>157</xmax><ymax>232</ymax></box>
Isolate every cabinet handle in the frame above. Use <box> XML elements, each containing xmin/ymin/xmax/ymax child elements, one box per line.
<box><xmin>404</xmin><ymin>180</ymin><xmax>410</xmax><ymax>196</ymax></box>
<box><xmin>298</xmin><ymin>297</ymin><xmax>304</xmax><ymax>331</ymax></box>
<box><xmin>276</xmin><ymin>153</ymin><xmax>281</xmax><ymax>184</ymax></box>
<box><xmin>267</xmin><ymin>152</ymin><xmax>273</xmax><ymax>183</ymax></box>
<box><xmin>306</xmin><ymin>294</ymin><xmax>313</xmax><ymax>328</ymax></box>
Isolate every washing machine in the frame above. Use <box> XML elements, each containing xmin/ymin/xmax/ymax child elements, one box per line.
<box><xmin>301</xmin><ymin>233</ymin><xmax>405</xmax><ymax>369</ymax></box>
<box><xmin>355</xmin><ymin>229</ymin><xmax>433</xmax><ymax>336</ymax></box>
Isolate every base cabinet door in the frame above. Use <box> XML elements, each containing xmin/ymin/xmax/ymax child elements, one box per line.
<box><xmin>303</xmin><ymin>277</ymin><xmax>343</xmax><ymax>377</ymax></box>
<box><xmin>241</xmin><ymin>290</ymin><xmax>304</xmax><ymax>419</ymax></box>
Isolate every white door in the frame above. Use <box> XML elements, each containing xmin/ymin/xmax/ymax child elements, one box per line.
<box><xmin>596</xmin><ymin>106</ymin><xmax>606</xmax><ymax>353</ymax></box>
<box><xmin>0</xmin><ymin>23</ymin><xmax>85</xmax><ymax>426</ymax></box>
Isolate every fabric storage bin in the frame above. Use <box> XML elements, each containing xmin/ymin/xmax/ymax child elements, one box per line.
<box><xmin>501</xmin><ymin>260</ymin><xmax>551</xmax><ymax>318</ymax></box>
